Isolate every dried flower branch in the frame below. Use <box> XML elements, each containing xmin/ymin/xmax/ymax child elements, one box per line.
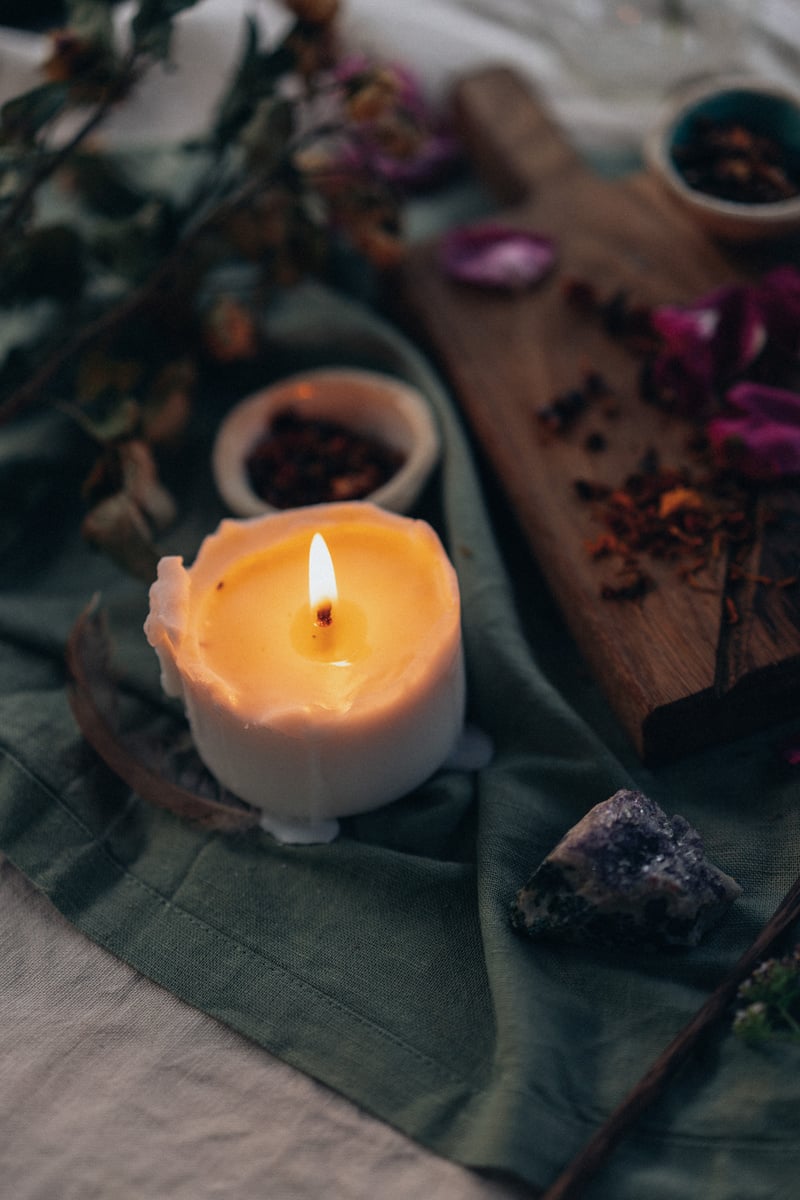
<box><xmin>0</xmin><ymin>0</ymin><xmax>446</xmax><ymax>578</ymax></box>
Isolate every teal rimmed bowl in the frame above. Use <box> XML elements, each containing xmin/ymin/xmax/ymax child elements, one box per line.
<box><xmin>645</xmin><ymin>76</ymin><xmax>800</xmax><ymax>242</ymax></box>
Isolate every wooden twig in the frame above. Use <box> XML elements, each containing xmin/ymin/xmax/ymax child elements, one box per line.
<box><xmin>540</xmin><ymin>873</ymin><xmax>800</xmax><ymax>1200</ymax></box>
<box><xmin>66</xmin><ymin>597</ymin><xmax>260</xmax><ymax>832</ymax></box>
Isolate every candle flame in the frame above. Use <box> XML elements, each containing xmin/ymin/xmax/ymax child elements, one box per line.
<box><xmin>309</xmin><ymin>533</ymin><xmax>337</xmax><ymax>626</ymax></box>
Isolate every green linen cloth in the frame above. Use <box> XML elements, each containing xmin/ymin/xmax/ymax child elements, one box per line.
<box><xmin>1</xmin><ymin>283</ymin><xmax>798</xmax><ymax>1200</ymax></box>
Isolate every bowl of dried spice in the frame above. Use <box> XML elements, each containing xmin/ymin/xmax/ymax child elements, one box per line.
<box><xmin>212</xmin><ymin>367</ymin><xmax>440</xmax><ymax>517</ymax></box>
<box><xmin>645</xmin><ymin>75</ymin><xmax>800</xmax><ymax>242</ymax></box>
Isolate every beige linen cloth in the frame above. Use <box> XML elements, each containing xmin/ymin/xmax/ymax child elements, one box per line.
<box><xmin>1</xmin><ymin>854</ymin><xmax>524</xmax><ymax>1200</ymax></box>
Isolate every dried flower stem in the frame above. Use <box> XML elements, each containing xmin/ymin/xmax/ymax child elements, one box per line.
<box><xmin>540</xmin><ymin>871</ymin><xmax>800</xmax><ymax>1200</ymax></box>
<box><xmin>0</xmin><ymin>51</ymin><xmax>140</xmax><ymax>245</ymax></box>
<box><xmin>0</xmin><ymin>165</ymin><xmax>269</xmax><ymax>426</ymax></box>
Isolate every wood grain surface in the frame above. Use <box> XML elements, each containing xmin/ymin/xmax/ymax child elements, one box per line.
<box><xmin>394</xmin><ymin>67</ymin><xmax>800</xmax><ymax>762</ymax></box>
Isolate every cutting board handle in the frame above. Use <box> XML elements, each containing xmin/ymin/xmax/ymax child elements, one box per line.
<box><xmin>451</xmin><ymin>66</ymin><xmax>584</xmax><ymax>206</ymax></box>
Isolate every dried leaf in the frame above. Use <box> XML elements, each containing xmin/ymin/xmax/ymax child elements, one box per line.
<box><xmin>64</xmin><ymin>0</ymin><xmax>115</xmax><ymax>50</ymax></box>
<box><xmin>68</xmin><ymin>153</ymin><xmax>148</xmax><ymax>219</ymax></box>
<box><xmin>141</xmin><ymin>359</ymin><xmax>194</xmax><ymax>444</ymax></box>
<box><xmin>63</xmin><ymin>396</ymin><xmax>141</xmax><ymax>443</ymax></box>
<box><xmin>211</xmin><ymin>18</ymin><xmax>294</xmax><ymax>149</ymax></box>
<box><xmin>66</xmin><ymin>597</ymin><xmax>260</xmax><ymax>831</ymax></box>
<box><xmin>132</xmin><ymin>0</ymin><xmax>201</xmax><ymax>61</ymax></box>
<box><xmin>0</xmin><ymin>224</ymin><xmax>86</xmax><ymax>303</ymax></box>
<box><xmin>119</xmin><ymin>440</ymin><xmax>177</xmax><ymax>529</ymax></box>
<box><xmin>76</xmin><ymin>349</ymin><xmax>142</xmax><ymax>407</ymax></box>
<box><xmin>81</xmin><ymin>491</ymin><xmax>160</xmax><ymax>582</ymax></box>
<box><xmin>0</xmin><ymin>82</ymin><xmax>69</xmax><ymax>147</ymax></box>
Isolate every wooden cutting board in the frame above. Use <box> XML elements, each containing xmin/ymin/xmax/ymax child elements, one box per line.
<box><xmin>394</xmin><ymin>67</ymin><xmax>800</xmax><ymax>762</ymax></box>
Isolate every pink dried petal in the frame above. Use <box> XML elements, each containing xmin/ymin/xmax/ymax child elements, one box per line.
<box><xmin>707</xmin><ymin>382</ymin><xmax>800</xmax><ymax>479</ymax></box>
<box><xmin>650</xmin><ymin>304</ymin><xmax>717</xmax><ymax>410</ymax></box>
<box><xmin>367</xmin><ymin>130</ymin><xmax>461</xmax><ymax>190</ymax></box>
<box><xmin>439</xmin><ymin>224</ymin><xmax>557</xmax><ymax>290</ymax></box>
<box><xmin>708</xmin><ymin>283</ymin><xmax>766</xmax><ymax>375</ymax></box>
<box><xmin>725</xmin><ymin>381</ymin><xmax>800</xmax><ymax>424</ymax></box>
<box><xmin>333</xmin><ymin>57</ymin><xmax>461</xmax><ymax>192</ymax></box>
<box><xmin>651</xmin><ymin>283</ymin><xmax>766</xmax><ymax>412</ymax></box>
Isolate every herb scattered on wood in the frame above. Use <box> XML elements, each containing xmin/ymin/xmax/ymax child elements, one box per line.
<box><xmin>547</xmin><ymin>269</ymin><xmax>800</xmax><ymax>604</ymax></box>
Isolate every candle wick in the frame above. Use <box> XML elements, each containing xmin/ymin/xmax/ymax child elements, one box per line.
<box><xmin>316</xmin><ymin>602</ymin><xmax>333</xmax><ymax>627</ymax></box>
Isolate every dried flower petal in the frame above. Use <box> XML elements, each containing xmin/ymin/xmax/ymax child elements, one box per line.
<box><xmin>657</xmin><ymin>487</ymin><xmax>705</xmax><ymax>519</ymax></box>
<box><xmin>439</xmin><ymin>224</ymin><xmax>556</xmax><ymax>290</ymax></box>
<box><xmin>334</xmin><ymin>59</ymin><xmax>460</xmax><ymax>191</ymax></box>
<box><xmin>650</xmin><ymin>283</ymin><xmax>766</xmax><ymax>412</ymax></box>
<box><xmin>203</xmin><ymin>295</ymin><xmax>259</xmax><ymax>363</ymax></box>
<box><xmin>708</xmin><ymin>382</ymin><xmax>800</xmax><ymax>479</ymax></box>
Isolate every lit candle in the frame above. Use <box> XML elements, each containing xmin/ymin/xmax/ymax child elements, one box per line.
<box><xmin>144</xmin><ymin>501</ymin><xmax>465</xmax><ymax>839</ymax></box>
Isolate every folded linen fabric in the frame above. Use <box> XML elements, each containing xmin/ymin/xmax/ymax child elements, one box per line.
<box><xmin>0</xmin><ymin>284</ymin><xmax>798</xmax><ymax>1200</ymax></box>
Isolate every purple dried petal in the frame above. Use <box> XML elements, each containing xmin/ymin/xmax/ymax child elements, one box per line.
<box><xmin>708</xmin><ymin>382</ymin><xmax>800</xmax><ymax>478</ymax></box>
<box><xmin>439</xmin><ymin>224</ymin><xmax>557</xmax><ymax>290</ymax></box>
<box><xmin>708</xmin><ymin>283</ymin><xmax>767</xmax><ymax>376</ymax></box>
<box><xmin>333</xmin><ymin>57</ymin><xmax>461</xmax><ymax>192</ymax></box>
<box><xmin>650</xmin><ymin>303</ymin><xmax>718</xmax><ymax>409</ymax></box>
<box><xmin>650</xmin><ymin>282</ymin><xmax>766</xmax><ymax>412</ymax></box>
<box><xmin>367</xmin><ymin>130</ymin><xmax>461</xmax><ymax>190</ymax></box>
<box><xmin>334</xmin><ymin>56</ymin><xmax>426</xmax><ymax>119</ymax></box>
<box><xmin>725</xmin><ymin>380</ymin><xmax>800</xmax><ymax>423</ymax></box>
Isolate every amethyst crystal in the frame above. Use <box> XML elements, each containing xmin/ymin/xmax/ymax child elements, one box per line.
<box><xmin>511</xmin><ymin>789</ymin><xmax>742</xmax><ymax>948</ymax></box>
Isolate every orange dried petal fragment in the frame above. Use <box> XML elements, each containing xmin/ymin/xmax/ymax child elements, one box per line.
<box><xmin>657</xmin><ymin>487</ymin><xmax>705</xmax><ymax>520</ymax></box>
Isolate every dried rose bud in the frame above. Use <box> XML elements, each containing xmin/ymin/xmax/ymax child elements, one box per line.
<box><xmin>345</xmin><ymin>70</ymin><xmax>399</xmax><ymax>123</ymax></box>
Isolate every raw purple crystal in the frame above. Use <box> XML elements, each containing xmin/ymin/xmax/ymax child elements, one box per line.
<box><xmin>511</xmin><ymin>789</ymin><xmax>742</xmax><ymax>948</ymax></box>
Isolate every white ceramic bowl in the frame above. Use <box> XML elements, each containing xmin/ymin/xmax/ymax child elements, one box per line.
<box><xmin>212</xmin><ymin>367</ymin><xmax>440</xmax><ymax>517</ymax></box>
<box><xmin>644</xmin><ymin>75</ymin><xmax>800</xmax><ymax>242</ymax></box>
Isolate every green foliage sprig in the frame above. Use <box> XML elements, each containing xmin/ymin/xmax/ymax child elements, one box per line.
<box><xmin>732</xmin><ymin>946</ymin><xmax>800</xmax><ymax>1047</ymax></box>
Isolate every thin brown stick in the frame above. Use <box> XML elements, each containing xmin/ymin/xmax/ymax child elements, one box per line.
<box><xmin>66</xmin><ymin>597</ymin><xmax>260</xmax><ymax>832</ymax></box>
<box><xmin>540</xmin><ymin>873</ymin><xmax>800</xmax><ymax>1200</ymax></box>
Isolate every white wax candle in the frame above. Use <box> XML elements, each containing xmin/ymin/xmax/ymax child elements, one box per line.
<box><xmin>144</xmin><ymin>502</ymin><xmax>465</xmax><ymax>830</ymax></box>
